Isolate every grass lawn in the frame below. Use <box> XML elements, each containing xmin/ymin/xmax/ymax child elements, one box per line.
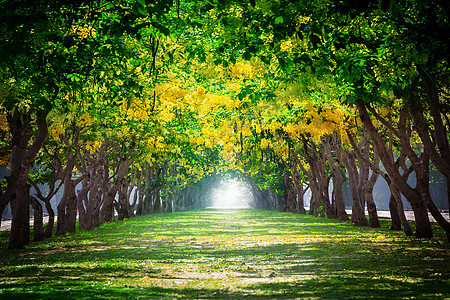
<box><xmin>0</xmin><ymin>209</ymin><xmax>449</xmax><ymax>299</ymax></box>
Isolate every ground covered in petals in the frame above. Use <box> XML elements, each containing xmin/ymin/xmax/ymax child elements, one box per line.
<box><xmin>0</xmin><ymin>209</ymin><xmax>448</xmax><ymax>299</ymax></box>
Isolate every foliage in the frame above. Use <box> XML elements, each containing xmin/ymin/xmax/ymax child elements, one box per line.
<box><xmin>1</xmin><ymin>0</ymin><xmax>449</xmax><ymax>249</ymax></box>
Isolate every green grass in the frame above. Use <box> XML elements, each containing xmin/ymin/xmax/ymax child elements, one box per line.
<box><xmin>0</xmin><ymin>209</ymin><xmax>449</xmax><ymax>299</ymax></box>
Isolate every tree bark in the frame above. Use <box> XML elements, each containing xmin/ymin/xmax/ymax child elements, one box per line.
<box><xmin>44</xmin><ymin>198</ymin><xmax>55</xmax><ymax>238</ymax></box>
<box><xmin>357</xmin><ymin>100</ymin><xmax>432</xmax><ymax>238</ymax></box>
<box><xmin>408</xmin><ymin>82</ymin><xmax>450</xmax><ymax>179</ymax></box>
<box><xmin>389</xmin><ymin>183</ymin><xmax>414</xmax><ymax>235</ymax></box>
<box><xmin>292</xmin><ymin>170</ymin><xmax>307</xmax><ymax>214</ymax></box>
<box><xmin>388</xmin><ymin>194</ymin><xmax>402</xmax><ymax>231</ymax></box>
<box><xmin>363</xmin><ymin>151</ymin><xmax>381</xmax><ymax>228</ymax></box>
<box><xmin>28</xmin><ymin>176</ymin><xmax>60</xmax><ymax>238</ymax></box>
<box><xmin>4</xmin><ymin>110</ymin><xmax>48</xmax><ymax>249</ymax></box>
<box><xmin>283</xmin><ymin>172</ymin><xmax>296</xmax><ymax>212</ymax></box>
<box><xmin>30</xmin><ymin>196</ymin><xmax>44</xmax><ymax>241</ymax></box>
<box><xmin>347</xmin><ymin>131</ymin><xmax>380</xmax><ymax>228</ymax></box>
<box><xmin>342</xmin><ymin>148</ymin><xmax>369</xmax><ymax>226</ymax></box>
<box><xmin>296</xmin><ymin>138</ymin><xmax>333</xmax><ymax>218</ymax></box>
<box><xmin>396</xmin><ymin>105</ymin><xmax>434</xmax><ymax>238</ymax></box>
<box><xmin>100</xmin><ymin>157</ymin><xmax>132</xmax><ymax>223</ymax></box>
<box><xmin>322</xmin><ymin>134</ymin><xmax>349</xmax><ymax>221</ymax></box>
<box><xmin>56</xmin><ymin>177</ymin><xmax>78</xmax><ymax>235</ymax></box>
<box><xmin>417</xmin><ymin>152</ymin><xmax>450</xmax><ymax>241</ymax></box>
<box><xmin>53</xmin><ymin>125</ymin><xmax>80</xmax><ymax>235</ymax></box>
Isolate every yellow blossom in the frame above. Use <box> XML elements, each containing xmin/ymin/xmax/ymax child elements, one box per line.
<box><xmin>260</xmin><ymin>138</ymin><xmax>270</xmax><ymax>149</ymax></box>
<box><xmin>196</xmin><ymin>136</ymin><xmax>204</xmax><ymax>145</ymax></box>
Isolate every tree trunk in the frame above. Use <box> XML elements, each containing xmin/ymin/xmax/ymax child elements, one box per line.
<box><xmin>322</xmin><ymin>134</ymin><xmax>349</xmax><ymax>221</ymax></box>
<box><xmin>294</xmin><ymin>140</ymin><xmax>332</xmax><ymax>218</ymax></box>
<box><xmin>56</xmin><ymin>177</ymin><xmax>82</xmax><ymax>235</ymax></box>
<box><xmin>357</xmin><ymin>100</ymin><xmax>432</xmax><ymax>238</ymax></box>
<box><xmin>56</xmin><ymin>177</ymin><xmax>77</xmax><ymax>235</ymax></box>
<box><xmin>417</xmin><ymin>153</ymin><xmax>450</xmax><ymax>240</ymax></box>
<box><xmin>77</xmin><ymin>177</ymin><xmax>90</xmax><ymax>230</ymax></box>
<box><xmin>55</xmin><ymin>142</ymin><xmax>78</xmax><ymax>235</ymax></box>
<box><xmin>411</xmin><ymin>202</ymin><xmax>433</xmax><ymax>238</ymax></box>
<box><xmin>30</xmin><ymin>196</ymin><xmax>44</xmax><ymax>241</ymax></box>
<box><xmin>7</xmin><ymin>180</ymin><xmax>29</xmax><ymax>249</ymax></box>
<box><xmin>136</xmin><ymin>187</ymin><xmax>144</xmax><ymax>215</ymax></box>
<box><xmin>384</xmin><ymin>176</ymin><xmax>413</xmax><ymax>236</ymax></box>
<box><xmin>4</xmin><ymin>110</ymin><xmax>48</xmax><ymax>249</ymax></box>
<box><xmin>365</xmin><ymin>194</ymin><xmax>380</xmax><ymax>228</ymax></box>
<box><xmin>448</xmin><ymin>180</ymin><xmax>450</xmax><ymax>219</ymax></box>
<box><xmin>388</xmin><ymin>194</ymin><xmax>402</xmax><ymax>231</ymax></box>
<box><xmin>248</xmin><ymin>177</ymin><xmax>272</xmax><ymax>210</ymax></box>
<box><xmin>292</xmin><ymin>171</ymin><xmax>307</xmax><ymax>214</ymax></box>
<box><xmin>342</xmin><ymin>149</ymin><xmax>369</xmax><ymax>226</ymax></box>
<box><xmin>116</xmin><ymin>184</ymin><xmax>131</xmax><ymax>221</ymax></box>
<box><xmin>152</xmin><ymin>188</ymin><xmax>161</xmax><ymax>213</ymax></box>
<box><xmin>29</xmin><ymin>176</ymin><xmax>59</xmax><ymax>239</ymax></box>
<box><xmin>284</xmin><ymin>172</ymin><xmax>296</xmax><ymax>212</ymax></box>
<box><xmin>101</xmin><ymin>158</ymin><xmax>131</xmax><ymax>223</ymax></box>
<box><xmin>65</xmin><ymin>186</ymin><xmax>77</xmax><ymax>233</ymax></box>
<box><xmin>363</xmin><ymin>150</ymin><xmax>380</xmax><ymax>228</ymax></box>
<box><xmin>396</xmin><ymin>105</ymin><xmax>433</xmax><ymax>238</ymax></box>
<box><xmin>44</xmin><ymin>198</ymin><xmax>55</xmax><ymax>238</ymax></box>
<box><xmin>408</xmin><ymin>84</ymin><xmax>450</xmax><ymax>180</ymax></box>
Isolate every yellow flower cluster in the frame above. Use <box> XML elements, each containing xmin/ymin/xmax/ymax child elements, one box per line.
<box><xmin>155</xmin><ymin>136</ymin><xmax>166</xmax><ymax>150</ymax></box>
<box><xmin>196</xmin><ymin>136</ymin><xmax>204</xmax><ymax>145</ymax></box>
<box><xmin>231</xmin><ymin>61</ymin><xmax>257</xmax><ymax>79</ymax></box>
<box><xmin>280</xmin><ymin>40</ymin><xmax>293</xmax><ymax>52</ymax></box>
<box><xmin>78</xmin><ymin>112</ymin><xmax>93</xmax><ymax>127</ymax></box>
<box><xmin>260</xmin><ymin>138</ymin><xmax>270</xmax><ymax>149</ymax></box>
<box><xmin>207</xmin><ymin>94</ymin><xmax>235</xmax><ymax>109</ymax></box>
<box><xmin>86</xmin><ymin>141</ymin><xmax>101</xmax><ymax>153</ymax></box>
<box><xmin>50</xmin><ymin>124</ymin><xmax>64</xmax><ymax>141</ymax></box>
<box><xmin>159</xmin><ymin>110</ymin><xmax>175</xmax><ymax>123</ymax></box>
<box><xmin>268</xmin><ymin>119</ymin><xmax>282</xmax><ymax>131</ymax></box>
<box><xmin>242</xmin><ymin>124</ymin><xmax>252</xmax><ymax>137</ymax></box>
<box><xmin>273</xmin><ymin>141</ymin><xmax>289</xmax><ymax>161</ymax></box>
<box><xmin>205</xmin><ymin>139</ymin><xmax>213</xmax><ymax>148</ymax></box>
<box><xmin>0</xmin><ymin>114</ymin><xmax>8</xmax><ymax>131</ymax></box>
<box><xmin>296</xmin><ymin>15</ymin><xmax>311</xmax><ymax>26</ymax></box>
<box><xmin>73</xmin><ymin>24</ymin><xmax>94</xmax><ymax>40</ymax></box>
<box><xmin>283</xmin><ymin>123</ymin><xmax>299</xmax><ymax>140</ymax></box>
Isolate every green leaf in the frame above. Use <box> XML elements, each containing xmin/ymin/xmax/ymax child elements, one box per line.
<box><xmin>275</xmin><ymin>16</ymin><xmax>284</xmax><ymax>24</ymax></box>
<box><xmin>133</xmin><ymin>0</ymin><xmax>147</xmax><ymax>16</ymax></box>
<box><xmin>379</xmin><ymin>83</ymin><xmax>389</xmax><ymax>95</ymax></box>
<box><xmin>190</xmin><ymin>19</ymin><xmax>203</xmax><ymax>27</ymax></box>
<box><xmin>130</xmin><ymin>58</ymin><xmax>140</xmax><ymax>66</ymax></box>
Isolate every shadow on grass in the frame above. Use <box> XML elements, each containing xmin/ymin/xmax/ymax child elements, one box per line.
<box><xmin>1</xmin><ymin>274</ymin><xmax>448</xmax><ymax>299</ymax></box>
<box><xmin>248</xmin><ymin>275</ymin><xmax>449</xmax><ymax>299</ymax></box>
<box><xmin>0</xmin><ymin>209</ymin><xmax>449</xmax><ymax>299</ymax></box>
<box><xmin>0</xmin><ymin>282</ymin><xmax>249</xmax><ymax>300</ymax></box>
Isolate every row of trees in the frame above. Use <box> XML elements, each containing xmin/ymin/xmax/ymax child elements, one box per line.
<box><xmin>0</xmin><ymin>0</ymin><xmax>449</xmax><ymax>249</ymax></box>
<box><xmin>217</xmin><ymin>0</ymin><xmax>450</xmax><ymax>241</ymax></box>
<box><xmin>0</xmin><ymin>0</ymin><xmax>216</xmax><ymax>249</ymax></box>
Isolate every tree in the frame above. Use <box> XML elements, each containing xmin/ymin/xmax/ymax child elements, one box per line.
<box><xmin>0</xmin><ymin>0</ymin><xmax>186</xmax><ymax>248</ymax></box>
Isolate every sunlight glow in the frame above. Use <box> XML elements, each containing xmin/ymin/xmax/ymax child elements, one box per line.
<box><xmin>211</xmin><ymin>179</ymin><xmax>251</xmax><ymax>209</ymax></box>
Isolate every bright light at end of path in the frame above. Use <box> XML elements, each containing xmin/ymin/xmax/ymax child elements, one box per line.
<box><xmin>211</xmin><ymin>179</ymin><xmax>251</xmax><ymax>209</ymax></box>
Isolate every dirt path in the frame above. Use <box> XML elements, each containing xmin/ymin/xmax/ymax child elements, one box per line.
<box><xmin>345</xmin><ymin>209</ymin><xmax>450</xmax><ymax>222</ymax></box>
<box><xmin>1</xmin><ymin>216</ymin><xmax>54</xmax><ymax>232</ymax></box>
